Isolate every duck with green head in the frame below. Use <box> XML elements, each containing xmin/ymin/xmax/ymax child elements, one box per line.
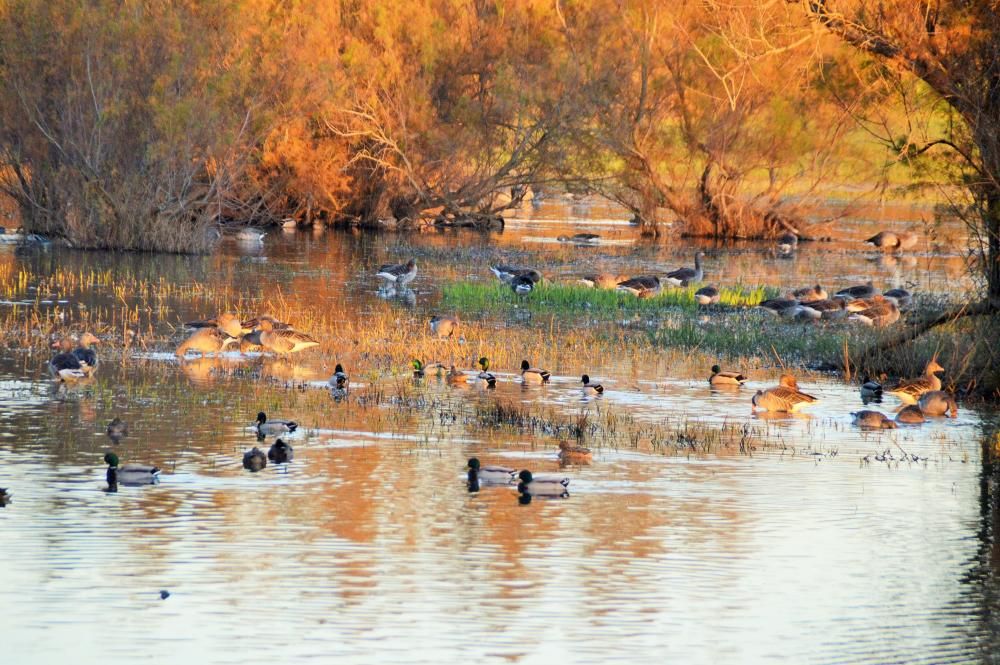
<box><xmin>267</xmin><ymin>439</ymin><xmax>294</xmax><ymax>464</ymax></box>
<box><xmin>709</xmin><ymin>365</ymin><xmax>747</xmax><ymax>387</ymax></box>
<box><xmin>253</xmin><ymin>412</ymin><xmax>297</xmax><ymax>438</ymax></box>
<box><xmin>517</xmin><ymin>470</ymin><xmax>570</xmax><ymax>498</ymax></box>
<box><xmin>447</xmin><ymin>357</ymin><xmax>496</xmax><ymax>388</ymax></box>
<box><xmin>412</xmin><ymin>359</ymin><xmax>446</xmax><ymax>379</ymax></box>
<box><xmin>104</xmin><ymin>452</ymin><xmax>160</xmax><ymax>487</ymax></box>
<box><xmin>520</xmin><ymin>360</ymin><xmax>551</xmax><ymax>385</ymax></box>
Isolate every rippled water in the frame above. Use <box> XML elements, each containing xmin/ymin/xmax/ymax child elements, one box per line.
<box><xmin>1</xmin><ymin>200</ymin><xmax>998</xmax><ymax>664</ymax></box>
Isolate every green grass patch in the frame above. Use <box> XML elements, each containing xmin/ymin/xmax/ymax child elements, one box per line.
<box><xmin>441</xmin><ymin>281</ymin><xmax>778</xmax><ymax>316</ymax></box>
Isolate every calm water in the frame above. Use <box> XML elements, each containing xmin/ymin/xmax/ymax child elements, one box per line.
<box><xmin>1</xmin><ymin>200</ymin><xmax>998</xmax><ymax>664</ymax></box>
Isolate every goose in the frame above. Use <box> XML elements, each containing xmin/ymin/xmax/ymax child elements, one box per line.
<box><xmin>897</xmin><ymin>231</ymin><xmax>919</xmax><ymax>250</ymax></box>
<box><xmin>267</xmin><ymin>439</ymin><xmax>294</xmax><ymax>463</ymax></box>
<box><xmin>852</xmin><ymin>410</ymin><xmax>898</xmax><ymax>429</ymax></box>
<box><xmin>517</xmin><ymin>470</ymin><xmax>570</xmax><ymax>498</ymax></box>
<box><xmin>72</xmin><ymin>332</ymin><xmax>100</xmax><ymax>376</ymax></box>
<box><xmin>865</xmin><ymin>231</ymin><xmax>900</xmax><ymax>250</ymax></box>
<box><xmin>751</xmin><ymin>374</ymin><xmax>818</xmax><ymax>412</ymax></box>
<box><xmin>520</xmin><ymin>360</ymin><xmax>551</xmax><ymax>384</ymax></box>
<box><xmin>886</xmin><ymin>359</ymin><xmax>944</xmax><ymax>404</ymax></box>
<box><xmin>581</xmin><ymin>374</ymin><xmax>604</xmax><ymax>395</ymax></box>
<box><xmin>412</xmin><ymin>359</ymin><xmax>446</xmax><ymax>378</ymax></box>
<box><xmin>254</xmin><ymin>318</ymin><xmax>319</xmax><ymax>355</ymax></box>
<box><xmin>845</xmin><ymin>295</ymin><xmax>888</xmax><ymax>313</ymax></box>
<box><xmin>511</xmin><ymin>275</ymin><xmax>536</xmax><ymax>294</ymax></box>
<box><xmin>579</xmin><ymin>273</ymin><xmax>627</xmax><ymax>290</ymax></box>
<box><xmin>104</xmin><ymin>452</ymin><xmax>160</xmax><ymax>487</ymax></box>
<box><xmin>860</xmin><ymin>377</ymin><xmax>883</xmax><ymax>401</ymax></box>
<box><xmin>242</xmin><ymin>447</ymin><xmax>267</xmax><ymax>471</ymax></box>
<box><xmin>429</xmin><ymin>315</ymin><xmax>459</xmax><ymax>338</ymax></box>
<box><xmin>106</xmin><ymin>417</ymin><xmax>128</xmax><ymax>441</ymax></box>
<box><xmin>376</xmin><ymin>258</ymin><xmax>417</xmax><ymax>286</ymax></box>
<box><xmin>175</xmin><ymin>327</ymin><xmax>239</xmax><ymax>357</ymax></box>
<box><xmin>253</xmin><ymin>412</ymin><xmax>297</xmax><ymax>437</ymax></box>
<box><xmin>467</xmin><ymin>458</ymin><xmax>518</xmax><ymax>485</ymax></box>
<box><xmin>329</xmin><ymin>363</ymin><xmax>349</xmax><ymax>390</ymax></box>
<box><xmin>756</xmin><ymin>297</ymin><xmax>799</xmax><ymax>317</ymax></box>
<box><xmin>835</xmin><ymin>281</ymin><xmax>878</xmax><ymax>300</ymax></box>
<box><xmin>883</xmin><ymin>288</ymin><xmax>913</xmax><ymax>309</ymax></box>
<box><xmin>694</xmin><ymin>285</ymin><xmax>720</xmax><ymax>306</ymax></box>
<box><xmin>792</xmin><ymin>305</ymin><xmax>822</xmax><ymax>322</ymax></box>
<box><xmin>616</xmin><ymin>275</ymin><xmax>661</xmax><ymax>297</ymax></box>
<box><xmin>235</xmin><ymin>228</ymin><xmax>265</xmax><ymax>242</ymax></box>
<box><xmin>849</xmin><ymin>299</ymin><xmax>900</xmax><ymax>327</ymax></box>
<box><xmin>183</xmin><ymin>312</ymin><xmax>245</xmax><ymax>338</ymax></box>
<box><xmin>558</xmin><ymin>441</ymin><xmax>593</xmax><ymax>463</ymax></box>
<box><xmin>239</xmin><ymin>315</ymin><xmax>292</xmax><ymax>334</ymax></box>
<box><xmin>918</xmin><ymin>391</ymin><xmax>958</xmax><ymax>418</ymax></box>
<box><xmin>490</xmin><ymin>265</ymin><xmax>542</xmax><ymax>285</ymax></box>
<box><xmin>665</xmin><ymin>252</ymin><xmax>705</xmax><ymax>286</ymax></box>
<box><xmin>709</xmin><ymin>365</ymin><xmax>747</xmax><ymax>386</ymax></box>
<box><xmin>558</xmin><ymin>233</ymin><xmax>600</xmax><ymax>245</ymax></box>
<box><xmin>796</xmin><ymin>298</ymin><xmax>847</xmax><ymax>320</ymax></box>
<box><xmin>791</xmin><ymin>284</ymin><xmax>827</xmax><ymax>302</ymax></box>
<box><xmin>895</xmin><ymin>405</ymin><xmax>926</xmax><ymax>424</ymax></box>
<box><xmin>446</xmin><ymin>358</ymin><xmax>496</xmax><ymax>388</ymax></box>
<box><xmin>777</xmin><ymin>232</ymin><xmax>798</xmax><ymax>253</ymax></box>
<box><xmin>49</xmin><ymin>337</ymin><xmax>87</xmax><ymax>381</ymax></box>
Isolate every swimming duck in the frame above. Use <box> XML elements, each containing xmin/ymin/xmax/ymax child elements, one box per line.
<box><xmin>895</xmin><ymin>404</ymin><xmax>926</xmax><ymax>424</ymax></box>
<box><xmin>242</xmin><ymin>447</ymin><xmax>267</xmax><ymax>471</ymax></box>
<box><xmin>860</xmin><ymin>377</ymin><xmax>883</xmax><ymax>402</ymax></box>
<box><xmin>851</xmin><ymin>410</ymin><xmax>898</xmax><ymax>429</ymax></box>
<box><xmin>49</xmin><ymin>337</ymin><xmax>86</xmax><ymax>381</ymax></box>
<box><xmin>579</xmin><ymin>273</ymin><xmax>628</xmax><ymax>290</ymax></box>
<box><xmin>490</xmin><ymin>265</ymin><xmax>542</xmax><ymax>285</ymax></box>
<box><xmin>252</xmin><ymin>318</ymin><xmax>319</xmax><ymax>355</ymax></box>
<box><xmin>106</xmin><ymin>417</ymin><xmax>128</xmax><ymax>441</ymax></box>
<box><xmin>616</xmin><ymin>275</ymin><xmax>661</xmax><ymax>297</ymax></box>
<box><xmin>557</xmin><ymin>233</ymin><xmax>600</xmax><ymax>244</ymax></box>
<box><xmin>581</xmin><ymin>374</ymin><xmax>604</xmax><ymax>395</ymax></box>
<box><xmin>886</xmin><ymin>358</ymin><xmax>945</xmax><ymax>404</ymax></box>
<box><xmin>376</xmin><ymin>259</ymin><xmax>417</xmax><ymax>286</ymax></box>
<box><xmin>175</xmin><ymin>327</ymin><xmax>239</xmax><ymax>357</ymax></box>
<box><xmin>412</xmin><ymin>359</ymin><xmax>446</xmax><ymax>378</ymax></box>
<box><xmin>835</xmin><ymin>281</ymin><xmax>878</xmax><ymax>300</ymax></box>
<box><xmin>429</xmin><ymin>315</ymin><xmax>459</xmax><ymax>338</ymax></box>
<box><xmin>709</xmin><ymin>365</ymin><xmax>747</xmax><ymax>386</ymax></box>
<box><xmin>254</xmin><ymin>412</ymin><xmax>298</xmax><ymax>437</ymax></box>
<box><xmin>267</xmin><ymin>439</ymin><xmax>294</xmax><ymax>464</ymax></box>
<box><xmin>664</xmin><ymin>252</ymin><xmax>705</xmax><ymax>286</ymax></box>
<box><xmin>918</xmin><ymin>390</ymin><xmax>958</xmax><ymax>418</ymax></box>
<box><xmin>777</xmin><ymin>232</ymin><xmax>798</xmax><ymax>253</ymax></box>
<box><xmin>694</xmin><ymin>285</ymin><xmax>720</xmax><ymax>306</ymax></box>
<box><xmin>446</xmin><ymin>358</ymin><xmax>497</xmax><ymax>388</ymax></box>
<box><xmin>467</xmin><ymin>458</ymin><xmax>518</xmax><ymax>485</ymax></box>
<box><xmin>791</xmin><ymin>284</ymin><xmax>827</xmax><ymax>302</ymax></box>
<box><xmin>558</xmin><ymin>441</ymin><xmax>593</xmax><ymax>463</ymax></box>
<box><xmin>520</xmin><ymin>360</ymin><xmax>551</xmax><ymax>384</ymax></box>
<box><xmin>104</xmin><ymin>452</ymin><xmax>160</xmax><ymax>486</ymax></box>
<box><xmin>72</xmin><ymin>332</ymin><xmax>100</xmax><ymax>376</ymax></box>
<box><xmin>517</xmin><ymin>470</ymin><xmax>570</xmax><ymax>498</ymax></box>
<box><xmin>751</xmin><ymin>374</ymin><xmax>818</xmax><ymax>412</ymax></box>
<box><xmin>235</xmin><ymin>228</ymin><xmax>266</xmax><ymax>243</ymax></box>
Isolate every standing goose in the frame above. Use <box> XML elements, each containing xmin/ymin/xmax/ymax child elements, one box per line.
<box><xmin>49</xmin><ymin>337</ymin><xmax>86</xmax><ymax>381</ymax></box>
<box><xmin>490</xmin><ymin>265</ymin><xmax>542</xmax><ymax>285</ymax></box>
<box><xmin>694</xmin><ymin>285</ymin><xmax>720</xmax><ymax>306</ymax></box>
<box><xmin>709</xmin><ymin>365</ymin><xmax>747</xmax><ymax>387</ymax></box>
<box><xmin>253</xmin><ymin>412</ymin><xmax>298</xmax><ymax>438</ymax></box>
<box><xmin>176</xmin><ymin>327</ymin><xmax>239</xmax><ymax>357</ymax></box>
<box><xmin>851</xmin><ymin>410</ymin><xmax>898</xmax><ymax>429</ymax></box>
<box><xmin>104</xmin><ymin>452</ymin><xmax>160</xmax><ymax>487</ymax></box>
<box><xmin>72</xmin><ymin>332</ymin><xmax>100</xmax><ymax>376</ymax></box>
<box><xmin>242</xmin><ymin>447</ymin><xmax>267</xmax><ymax>471</ymax></box>
<box><xmin>517</xmin><ymin>470</ymin><xmax>570</xmax><ymax>498</ymax></box>
<box><xmin>751</xmin><ymin>374</ymin><xmax>818</xmax><ymax>412</ymax></box>
<box><xmin>664</xmin><ymin>252</ymin><xmax>705</xmax><ymax>287</ymax></box>
<box><xmin>581</xmin><ymin>374</ymin><xmax>604</xmax><ymax>395</ymax></box>
<box><xmin>520</xmin><ymin>360</ymin><xmax>551</xmax><ymax>384</ymax></box>
<box><xmin>616</xmin><ymin>275</ymin><xmax>661</xmax><ymax>297</ymax></box>
<box><xmin>267</xmin><ymin>439</ymin><xmax>294</xmax><ymax>464</ymax></box>
<box><xmin>429</xmin><ymin>315</ymin><xmax>460</xmax><ymax>339</ymax></box>
<box><xmin>467</xmin><ymin>458</ymin><xmax>518</xmax><ymax>485</ymax></box>
<box><xmin>255</xmin><ymin>318</ymin><xmax>319</xmax><ymax>355</ymax></box>
<box><xmin>886</xmin><ymin>358</ymin><xmax>945</xmax><ymax>404</ymax></box>
<box><xmin>918</xmin><ymin>391</ymin><xmax>958</xmax><ymax>418</ymax></box>
<box><xmin>376</xmin><ymin>259</ymin><xmax>417</xmax><ymax>286</ymax></box>
<box><xmin>835</xmin><ymin>281</ymin><xmax>878</xmax><ymax>300</ymax></box>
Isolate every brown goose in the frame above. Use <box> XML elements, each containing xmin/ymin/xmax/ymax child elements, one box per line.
<box><xmin>852</xmin><ymin>410</ymin><xmax>897</xmax><ymax>429</ymax></box>
<box><xmin>918</xmin><ymin>391</ymin><xmax>958</xmax><ymax>418</ymax></box>
<box><xmin>791</xmin><ymin>284</ymin><xmax>827</xmax><ymax>302</ymax></box>
<box><xmin>376</xmin><ymin>259</ymin><xmax>417</xmax><ymax>286</ymax></box>
<box><xmin>751</xmin><ymin>374</ymin><xmax>818</xmax><ymax>412</ymax></box>
<box><xmin>429</xmin><ymin>315</ymin><xmax>459</xmax><ymax>338</ymax></box>
<box><xmin>883</xmin><ymin>288</ymin><xmax>913</xmax><ymax>310</ymax></box>
<box><xmin>616</xmin><ymin>275</ymin><xmax>661</xmax><ymax>297</ymax></box>
<box><xmin>579</xmin><ymin>273</ymin><xmax>628</xmax><ymax>290</ymax></box>
<box><xmin>835</xmin><ymin>282</ymin><xmax>878</xmax><ymax>300</ymax></box>
<box><xmin>694</xmin><ymin>285</ymin><xmax>720</xmax><ymax>306</ymax></box>
<box><xmin>757</xmin><ymin>297</ymin><xmax>799</xmax><ymax>317</ymax></box>
<box><xmin>175</xmin><ymin>328</ymin><xmax>239</xmax><ymax>357</ymax></box>
<box><xmin>252</xmin><ymin>318</ymin><xmax>319</xmax><ymax>355</ymax></box>
<box><xmin>886</xmin><ymin>359</ymin><xmax>945</xmax><ymax>404</ymax></box>
<box><xmin>184</xmin><ymin>312</ymin><xmax>245</xmax><ymax>338</ymax></box>
<box><xmin>797</xmin><ymin>298</ymin><xmax>848</xmax><ymax>320</ymax></box>
<box><xmin>665</xmin><ymin>252</ymin><xmax>705</xmax><ymax>286</ymax></box>
<box><xmin>848</xmin><ymin>299</ymin><xmax>900</xmax><ymax>327</ymax></box>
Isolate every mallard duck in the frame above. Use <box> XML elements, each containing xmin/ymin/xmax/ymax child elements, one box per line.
<box><xmin>446</xmin><ymin>358</ymin><xmax>497</xmax><ymax>388</ymax></box>
<box><xmin>558</xmin><ymin>441</ymin><xmax>592</xmax><ymax>463</ymax></box>
<box><xmin>104</xmin><ymin>452</ymin><xmax>160</xmax><ymax>486</ymax></box>
<box><xmin>467</xmin><ymin>458</ymin><xmax>517</xmax><ymax>485</ymax></box>
<box><xmin>865</xmin><ymin>231</ymin><xmax>900</xmax><ymax>250</ymax></box>
<box><xmin>835</xmin><ymin>281</ymin><xmax>878</xmax><ymax>300</ymax></box>
<box><xmin>664</xmin><ymin>252</ymin><xmax>704</xmax><ymax>286</ymax></box>
<box><xmin>883</xmin><ymin>288</ymin><xmax>913</xmax><ymax>309</ymax></box>
<box><xmin>616</xmin><ymin>275</ymin><xmax>661</xmax><ymax>297</ymax></box>
<box><xmin>429</xmin><ymin>315</ymin><xmax>459</xmax><ymax>338</ymax></box>
<box><xmin>254</xmin><ymin>412</ymin><xmax>298</xmax><ymax>437</ymax></box>
<box><xmin>490</xmin><ymin>265</ymin><xmax>542</xmax><ymax>285</ymax></box>
<box><xmin>72</xmin><ymin>332</ymin><xmax>100</xmax><ymax>376</ymax></box>
<box><xmin>267</xmin><ymin>439</ymin><xmax>294</xmax><ymax>463</ymax></box>
<box><xmin>886</xmin><ymin>358</ymin><xmax>945</xmax><ymax>404</ymax></box>
<box><xmin>579</xmin><ymin>273</ymin><xmax>627</xmax><ymax>290</ymax></box>
<box><xmin>49</xmin><ymin>337</ymin><xmax>86</xmax><ymax>381</ymax></box>
<box><xmin>557</xmin><ymin>233</ymin><xmax>600</xmax><ymax>244</ymax></box>
<box><xmin>175</xmin><ymin>327</ymin><xmax>239</xmax><ymax>357</ymax></box>
<box><xmin>751</xmin><ymin>374</ymin><xmax>818</xmax><ymax>412</ymax></box>
<box><xmin>254</xmin><ymin>318</ymin><xmax>319</xmax><ymax>355</ymax></box>
<box><xmin>756</xmin><ymin>297</ymin><xmax>799</xmax><ymax>317</ymax></box>
<box><xmin>329</xmin><ymin>363</ymin><xmax>349</xmax><ymax>390</ymax></box>
<box><xmin>412</xmin><ymin>359</ymin><xmax>446</xmax><ymax>378</ymax></box>
<box><xmin>918</xmin><ymin>390</ymin><xmax>958</xmax><ymax>418</ymax></box>
<box><xmin>581</xmin><ymin>374</ymin><xmax>604</xmax><ymax>395</ymax></box>
<box><xmin>106</xmin><ymin>417</ymin><xmax>128</xmax><ymax>441</ymax></box>
<box><xmin>860</xmin><ymin>377</ymin><xmax>883</xmax><ymax>401</ymax></box>
<box><xmin>852</xmin><ymin>410</ymin><xmax>897</xmax><ymax>429</ymax></box>
<box><xmin>694</xmin><ymin>285</ymin><xmax>720</xmax><ymax>306</ymax></box>
<box><xmin>848</xmin><ymin>299</ymin><xmax>900</xmax><ymax>327</ymax></box>
<box><xmin>709</xmin><ymin>365</ymin><xmax>747</xmax><ymax>386</ymax></box>
<box><xmin>520</xmin><ymin>360</ymin><xmax>551</xmax><ymax>384</ymax></box>
<box><xmin>376</xmin><ymin>258</ymin><xmax>417</xmax><ymax>286</ymax></box>
<box><xmin>792</xmin><ymin>284</ymin><xmax>827</xmax><ymax>302</ymax></box>
<box><xmin>517</xmin><ymin>470</ymin><xmax>570</xmax><ymax>498</ymax></box>
<box><xmin>242</xmin><ymin>447</ymin><xmax>267</xmax><ymax>471</ymax></box>
<box><xmin>895</xmin><ymin>404</ymin><xmax>926</xmax><ymax>424</ymax></box>
<box><xmin>184</xmin><ymin>312</ymin><xmax>245</xmax><ymax>338</ymax></box>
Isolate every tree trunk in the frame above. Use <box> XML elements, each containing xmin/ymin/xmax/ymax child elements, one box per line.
<box><xmin>986</xmin><ymin>189</ymin><xmax>1000</xmax><ymax>302</ymax></box>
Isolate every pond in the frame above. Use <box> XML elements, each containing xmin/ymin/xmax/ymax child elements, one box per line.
<box><xmin>0</xmin><ymin>198</ymin><xmax>997</xmax><ymax>663</ymax></box>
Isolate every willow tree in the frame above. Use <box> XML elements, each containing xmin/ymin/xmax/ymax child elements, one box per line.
<box><xmin>801</xmin><ymin>0</ymin><xmax>1000</xmax><ymax>302</ymax></box>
